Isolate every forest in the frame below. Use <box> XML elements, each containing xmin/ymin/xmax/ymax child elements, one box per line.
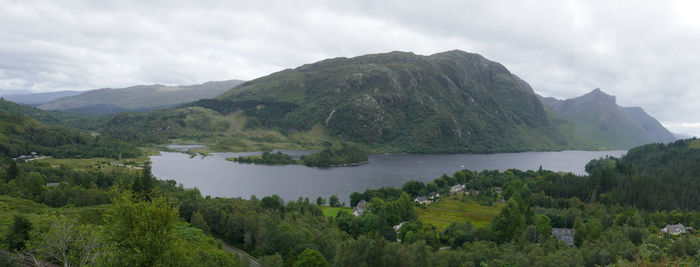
<box><xmin>0</xmin><ymin>139</ymin><xmax>698</xmax><ymax>266</ymax></box>
<box><xmin>0</xmin><ymin>110</ymin><xmax>140</xmax><ymax>160</ymax></box>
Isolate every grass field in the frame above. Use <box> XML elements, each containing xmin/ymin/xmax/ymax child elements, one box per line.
<box><xmin>416</xmin><ymin>197</ymin><xmax>503</xmax><ymax>231</ymax></box>
<box><xmin>320</xmin><ymin>206</ymin><xmax>352</xmax><ymax>217</ymax></box>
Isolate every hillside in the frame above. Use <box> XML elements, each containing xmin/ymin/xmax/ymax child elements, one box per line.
<box><xmin>0</xmin><ymin>99</ymin><xmax>63</xmax><ymax>125</ymax></box>
<box><xmin>208</xmin><ymin>50</ymin><xmax>574</xmax><ymax>153</ymax></box>
<box><xmin>38</xmin><ymin>80</ymin><xmax>243</xmax><ymax>114</ymax></box>
<box><xmin>1</xmin><ymin>90</ymin><xmax>81</xmax><ymax>105</ymax></box>
<box><xmin>539</xmin><ymin>89</ymin><xmax>675</xmax><ymax>149</ymax></box>
<box><xmin>0</xmin><ymin>109</ymin><xmax>139</xmax><ymax>159</ymax></box>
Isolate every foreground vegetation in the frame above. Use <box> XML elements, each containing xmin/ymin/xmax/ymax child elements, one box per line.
<box><xmin>1</xmin><ymin>139</ymin><xmax>699</xmax><ymax>266</ymax></box>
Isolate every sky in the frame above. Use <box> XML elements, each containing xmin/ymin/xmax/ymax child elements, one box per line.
<box><xmin>1</xmin><ymin>0</ymin><xmax>699</xmax><ymax>136</ymax></box>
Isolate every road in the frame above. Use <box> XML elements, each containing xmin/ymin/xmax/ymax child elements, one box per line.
<box><xmin>223</xmin><ymin>243</ymin><xmax>260</xmax><ymax>267</ymax></box>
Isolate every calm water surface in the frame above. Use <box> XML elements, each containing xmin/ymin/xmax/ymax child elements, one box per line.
<box><xmin>150</xmin><ymin>150</ymin><xmax>625</xmax><ymax>204</ymax></box>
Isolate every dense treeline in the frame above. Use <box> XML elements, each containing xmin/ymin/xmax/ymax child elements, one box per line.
<box><xmin>300</xmin><ymin>144</ymin><xmax>369</xmax><ymax>167</ymax></box>
<box><xmin>524</xmin><ymin>139</ymin><xmax>700</xmax><ymax>211</ymax></box>
<box><xmin>228</xmin><ymin>145</ymin><xmax>370</xmax><ymax>167</ymax></box>
<box><xmin>228</xmin><ymin>151</ymin><xmax>297</xmax><ymax>165</ymax></box>
<box><xmin>0</xmin><ymin>159</ymin><xmax>138</xmax><ymax>207</ymax></box>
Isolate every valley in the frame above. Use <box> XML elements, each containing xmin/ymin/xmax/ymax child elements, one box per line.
<box><xmin>0</xmin><ymin>50</ymin><xmax>697</xmax><ymax>267</ymax></box>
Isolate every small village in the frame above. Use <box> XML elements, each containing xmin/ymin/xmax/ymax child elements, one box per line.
<box><xmin>347</xmin><ymin>182</ymin><xmax>699</xmax><ymax>248</ymax></box>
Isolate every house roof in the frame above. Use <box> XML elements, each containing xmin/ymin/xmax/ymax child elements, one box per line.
<box><xmin>552</xmin><ymin>228</ymin><xmax>575</xmax><ymax>246</ymax></box>
<box><xmin>662</xmin><ymin>223</ymin><xmax>687</xmax><ymax>234</ymax></box>
<box><xmin>415</xmin><ymin>196</ymin><xmax>428</xmax><ymax>202</ymax></box>
<box><xmin>451</xmin><ymin>184</ymin><xmax>465</xmax><ymax>191</ymax></box>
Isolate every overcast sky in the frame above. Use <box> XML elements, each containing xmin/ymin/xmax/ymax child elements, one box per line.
<box><xmin>1</xmin><ymin>0</ymin><xmax>699</xmax><ymax>136</ymax></box>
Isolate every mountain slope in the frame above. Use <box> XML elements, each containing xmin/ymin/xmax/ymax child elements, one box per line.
<box><xmin>208</xmin><ymin>50</ymin><xmax>572</xmax><ymax>153</ymax></box>
<box><xmin>539</xmin><ymin>89</ymin><xmax>675</xmax><ymax>149</ymax></box>
<box><xmin>0</xmin><ymin>99</ymin><xmax>63</xmax><ymax>125</ymax></box>
<box><xmin>0</xmin><ymin>110</ymin><xmax>139</xmax><ymax>159</ymax></box>
<box><xmin>38</xmin><ymin>80</ymin><xmax>243</xmax><ymax>114</ymax></box>
<box><xmin>1</xmin><ymin>90</ymin><xmax>81</xmax><ymax>105</ymax></box>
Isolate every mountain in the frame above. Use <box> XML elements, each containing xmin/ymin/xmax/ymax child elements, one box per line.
<box><xmin>539</xmin><ymin>89</ymin><xmax>675</xmax><ymax>149</ymax></box>
<box><xmin>205</xmin><ymin>50</ymin><xmax>573</xmax><ymax>153</ymax></box>
<box><xmin>1</xmin><ymin>90</ymin><xmax>81</xmax><ymax>105</ymax></box>
<box><xmin>38</xmin><ymin>80</ymin><xmax>244</xmax><ymax>114</ymax></box>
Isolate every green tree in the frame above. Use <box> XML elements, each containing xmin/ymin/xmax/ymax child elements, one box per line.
<box><xmin>190</xmin><ymin>211</ymin><xmax>211</xmax><ymax>234</ymax></box>
<box><xmin>402</xmin><ymin>180</ymin><xmax>425</xmax><ymax>197</ymax></box>
<box><xmin>259</xmin><ymin>253</ymin><xmax>284</xmax><ymax>267</ymax></box>
<box><xmin>25</xmin><ymin>214</ymin><xmax>105</xmax><ymax>266</ymax></box>
<box><xmin>4</xmin><ymin>215</ymin><xmax>32</xmax><ymax>251</ymax></box>
<box><xmin>103</xmin><ymin>190</ymin><xmax>179</xmax><ymax>266</ymax></box>
<box><xmin>20</xmin><ymin>172</ymin><xmax>45</xmax><ymax>199</ymax></box>
<box><xmin>316</xmin><ymin>196</ymin><xmax>326</xmax><ymax>206</ymax></box>
<box><xmin>329</xmin><ymin>195</ymin><xmax>340</xmax><ymax>207</ymax></box>
<box><xmin>132</xmin><ymin>160</ymin><xmax>155</xmax><ymax>200</ymax></box>
<box><xmin>261</xmin><ymin>194</ymin><xmax>284</xmax><ymax>211</ymax></box>
<box><xmin>294</xmin><ymin>248</ymin><xmax>329</xmax><ymax>267</ymax></box>
<box><xmin>6</xmin><ymin>161</ymin><xmax>19</xmax><ymax>181</ymax></box>
<box><xmin>491</xmin><ymin>197</ymin><xmax>526</xmax><ymax>243</ymax></box>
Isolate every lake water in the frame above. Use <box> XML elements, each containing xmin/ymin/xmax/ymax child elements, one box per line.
<box><xmin>150</xmin><ymin>150</ymin><xmax>625</xmax><ymax>204</ymax></box>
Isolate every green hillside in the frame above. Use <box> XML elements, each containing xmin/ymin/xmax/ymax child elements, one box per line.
<box><xmin>210</xmin><ymin>50</ymin><xmax>575</xmax><ymax>153</ymax></box>
<box><xmin>0</xmin><ymin>99</ymin><xmax>63</xmax><ymax>125</ymax></box>
<box><xmin>0</xmin><ymin>110</ymin><xmax>139</xmax><ymax>159</ymax></box>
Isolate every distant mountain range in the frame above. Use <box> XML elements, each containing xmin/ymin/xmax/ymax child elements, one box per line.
<box><xmin>37</xmin><ymin>80</ymin><xmax>243</xmax><ymax>114</ymax></box>
<box><xmin>104</xmin><ymin>50</ymin><xmax>580</xmax><ymax>152</ymax></box>
<box><xmin>539</xmin><ymin>89</ymin><xmax>675</xmax><ymax>149</ymax></box>
<box><xmin>0</xmin><ymin>50</ymin><xmax>678</xmax><ymax>152</ymax></box>
<box><xmin>1</xmin><ymin>90</ymin><xmax>81</xmax><ymax>105</ymax></box>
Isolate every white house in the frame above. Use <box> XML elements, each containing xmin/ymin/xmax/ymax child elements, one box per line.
<box><xmin>661</xmin><ymin>223</ymin><xmax>689</xmax><ymax>235</ymax></box>
<box><xmin>352</xmin><ymin>199</ymin><xmax>367</xmax><ymax>216</ymax></box>
<box><xmin>450</xmin><ymin>184</ymin><xmax>465</xmax><ymax>194</ymax></box>
<box><xmin>414</xmin><ymin>196</ymin><xmax>431</xmax><ymax>205</ymax></box>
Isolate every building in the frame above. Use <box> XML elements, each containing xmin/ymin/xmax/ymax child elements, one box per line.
<box><xmin>46</xmin><ymin>183</ymin><xmax>60</xmax><ymax>187</ymax></box>
<box><xmin>414</xmin><ymin>196</ymin><xmax>431</xmax><ymax>205</ymax></box>
<box><xmin>352</xmin><ymin>199</ymin><xmax>367</xmax><ymax>216</ymax></box>
<box><xmin>428</xmin><ymin>192</ymin><xmax>440</xmax><ymax>200</ymax></box>
<box><xmin>393</xmin><ymin>222</ymin><xmax>406</xmax><ymax>233</ymax></box>
<box><xmin>552</xmin><ymin>228</ymin><xmax>575</xmax><ymax>246</ymax></box>
<box><xmin>493</xmin><ymin>187</ymin><xmax>503</xmax><ymax>195</ymax></box>
<box><xmin>450</xmin><ymin>184</ymin><xmax>466</xmax><ymax>194</ymax></box>
<box><xmin>13</xmin><ymin>152</ymin><xmax>39</xmax><ymax>161</ymax></box>
<box><xmin>661</xmin><ymin>223</ymin><xmax>689</xmax><ymax>235</ymax></box>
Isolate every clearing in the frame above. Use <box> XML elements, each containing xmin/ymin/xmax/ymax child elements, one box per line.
<box><xmin>416</xmin><ymin>197</ymin><xmax>503</xmax><ymax>230</ymax></box>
